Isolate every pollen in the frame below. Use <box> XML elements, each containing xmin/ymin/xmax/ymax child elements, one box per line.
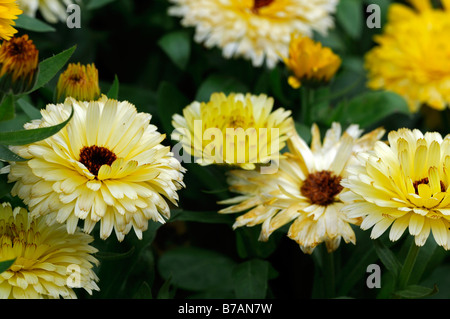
<box><xmin>300</xmin><ymin>170</ymin><xmax>343</xmax><ymax>206</ymax></box>
<box><xmin>79</xmin><ymin>145</ymin><xmax>117</xmax><ymax>176</ymax></box>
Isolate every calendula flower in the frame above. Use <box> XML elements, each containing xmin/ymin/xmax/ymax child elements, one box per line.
<box><xmin>172</xmin><ymin>92</ymin><xmax>294</xmax><ymax>170</ymax></box>
<box><xmin>365</xmin><ymin>0</ymin><xmax>450</xmax><ymax>112</ymax></box>
<box><xmin>0</xmin><ymin>0</ymin><xmax>21</xmax><ymax>41</ymax></box>
<box><xmin>6</xmin><ymin>96</ymin><xmax>185</xmax><ymax>241</ymax></box>
<box><xmin>0</xmin><ymin>203</ymin><xmax>99</xmax><ymax>299</ymax></box>
<box><xmin>56</xmin><ymin>63</ymin><xmax>100</xmax><ymax>102</ymax></box>
<box><xmin>341</xmin><ymin>128</ymin><xmax>450</xmax><ymax>249</ymax></box>
<box><xmin>283</xmin><ymin>34</ymin><xmax>341</xmax><ymax>89</ymax></box>
<box><xmin>219</xmin><ymin>123</ymin><xmax>385</xmax><ymax>254</ymax></box>
<box><xmin>16</xmin><ymin>0</ymin><xmax>76</xmax><ymax>23</ymax></box>
<box><xmin>168</xmin><ymin>0</ymin><xmax>338</xmax><ymax>68</ymax></box>
<box><xmin>0</xmin><ymin>34</ymin><xmax>38</xmax><ymax>94</ymax></box>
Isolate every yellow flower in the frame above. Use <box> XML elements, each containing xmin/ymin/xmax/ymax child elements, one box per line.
<box><xmin>56</xmin><ymin>63</ymin><xmax>100</xmax><ymax>102</ymax></box>
<box><xmin>168</xmin><ymin>0</ymin><xmax>338</xmax><ymax>68</ymax></box>
<box><xmin>365</xmin><ymin>0</ymin><xmax>450</xmax><ymax>112</ymax></box>
<box><xmin>219</xmin><ymin>123</ymin><xmax>385</xmax><ymax>254</ymax></box>
<box><xmin>6</xmin><ymin>96</ymin><xmax>186</xmax><ymax>241</ymax></box>
<box><xmin>0</xmin><ymin>34</ymin><xmax>39</xmax><ymax>94</ymax></box>
<box><xmin>172</xmin><ymin>92</ymin><xmax>294</xmax><ymax>170</ymax></box>
<box><xmin>341</xmin><ymin>128</ymin><xmax>450</xmax><ymax>249</ymax></box>
<box><xmin>0</xmin><ymin>1</ymin><xmax>22</xmax><ymax>41</ymax></box>
<box><xmin>283</xmin><ymin>34</ymin><xmax>341</xmax><ymax>89</ymax></box>
<box><xmin>0</xmin><ymin>203</ymin><xmax>99</xmax><ymax>299</ymax></box>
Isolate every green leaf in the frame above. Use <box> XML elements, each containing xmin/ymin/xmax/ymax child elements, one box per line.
<box><xmin>16</xmin><ymin>98</ymin><xmax>42</xmax><ymax>120</ymax></box>
<box><xmin>87</xmin><ymin>0</ymin><xmax>117</xmax><ymax>10</ymax></box>
<box><xmin>28</xmin><ymin>46</ymin><xmax>77</xmax><ymax>94</ymax></box>
<box><xmin>328</xmin><ymin>91</ymin><xmax>410</xmax><ymax>128</ymax></box>
<box><xmin>157</xmin><ymin>247</ymin><xmax>236</xmax><ymax>291</ymax></box>
<box><xmin>156</xmin><ymin>81</ymin><xmax>189</xmax><ymax>134</ymax></box>
<box><xmin>158</xmin><ymin>30</ymin><xmax>191</xmax><ymax>71</ymax></box>
<box><xmin>95</xmin><ymin>246</ymin><xmax>135</xmax><ymax>261</ymax></box>
<box><xmin>170</xmin><ymin>209</ymin><xmax>233</xmax><ymax>225</ymax></box>
<box><xmin>0</xmin><ymin>105</ymin><xmax>73</xmax><ymax>145</ymax></box>
<box><xmin>0</xmin><ymin>144</ymin><xmax>27</xmax><ymax>162</ymax></box>
<box><xmin>0</xmin><ymin>95</ymin><xmax>15</xmax><ymax>121</ymax></box>
<box><xmin>157</xmin><ymin>275</ymin><xmax>174</xmax><ymax>299</ymax></box>
<box><xmin>15</xmin><ymin>14</ymin><xmax>56</xmax><ymax>32</ymax></box>
<box><xmin>337</xmin><ymin>0</ymin><xmax>363</xmax><ymax>39</ymax></box>
<box><xmin>0</xmin><ymin>258</ymin><xmax>15</xmax><ymax>273</ymax></box>
<box><xmin>373</xmin><ymin>239</ymin><xmax>402</xmax><ymax>279</ymax></box>
<box><xmin>393</xmin><ymin>284</ymin><xmax>439</xmax><ymax>299</ymax></box>
<box><xmin>232</xmin><ymin>259</ymin><xmax>269</xmax><ymax>299</ymax></box>
<box><xmin>106</xmin><ymin>75</ymin><xmax>119</xmax><ymax>100</ymax></box>
<box><xmin>133</xmin><ymin>281</ymin><xmax>153</xmax><ymax>299</ymax></box>
<box><xmin>195</xmin><ymin>74</ymin><xmax>248</xmax><ymax>103</ymax></box>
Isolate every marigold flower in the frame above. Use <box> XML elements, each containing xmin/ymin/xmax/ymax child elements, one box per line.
<box><xmin>172</xmin><ymin>92</ymin><xmax>294</xmax><ymax>170</ymax></box>
<box><xmin>0</xmin><ymin>0</ymin><xmax>22</xmax><ymax>41</ymax></box>
<box><xmin>219</xmin><ymin>123</ymin><xmax>385</xmax><ymax>254</ymax></box>
<box><xmin>6</xmin><ymin>96</ymin><xmax>185</xmax><ymax>241</ymax></box>
<box><xmin>283</xmin><ymin>34</ymin><xmax>341</xmax><ymax>89</ymax></box>
<box><xmin>341</xmin><ymin>128</ymin><xmax>450</xmax><ymax>249</ymax></box>
<box><xmin>0</xmin><ymin>203</ymin><xmax>99</xmax><ymax>299</ymax></box>
<box><xmin>365</xmin><ymin>0</ymin><xmax>450</xmax><ymax>112</ymax></box>
<box><xmin>0</xmin><ymin>34</ymin><xmax>38</xmax><ymax>94</ymax></box>
<box><xmin>168</xmin><ymin>0</ymin><xmax>338</xmax><ymax>68</ymax></box>
<box><xmin>56</xmin><ymin>63</ymin><xmax>100</xmax><ymax>102</ymax></box>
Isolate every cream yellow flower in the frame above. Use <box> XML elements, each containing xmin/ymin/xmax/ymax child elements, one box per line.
<box><xmin>171</xmin><ymin>92</ymin><xmax>294</xmax><ymax>170</ymax></box>
<box><xmin>0</xmin><ymin>203</ymin><xmax>99</xmax><ymax>299</ymax></box>
<box><xmin>17</xmin><ymin>0</ymin><xmax>76</xmax><ymax>23</ymax></box>
<box><xmin>168</xmin><ymin>0</ymin><xmax>338</xmax><ymax>68</ymax></box>
<box><xmin>0</xmin><ymin>0</ymin><xmax>22</xmax><ymax>41</ymax></box>
<box><xmin>283</xmin><ymin>34</ymin><xmax>341</xmax><ymax>89</ymax></box>
<box><xmin>365</xmin><ymin>0</ymin><xmax>450</xmax><ymax>112</ymax></box>
<box><xmin>56</xmin><ymin>63</ymin><xmax>100</xmax><ymax>102</ymax></box>
<box><xmin>6</xmin><ymin>96</ymin><xmax>185</xmax><ymax>241</ymax></box>
<box><xmin>341</xmin><ymin>128</ymin><xmax>450</xmax><ymax>249</ymax></box>
<box><xmin>219</xmin><ymin>123</ymin><xmax>385</xmax><ymax>254</ymax></box>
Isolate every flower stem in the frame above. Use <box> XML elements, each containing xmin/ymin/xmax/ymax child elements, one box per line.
<box><xmin>300</xmin><ymin>86</ymin><xmax>312</xmax><ymax>125</ymax></box>
<box><xmin>397</xmin><ymin>241</ymin><xmax>420</xmax><ymax>290</ymax></box>
<box><xmin>320</xmin><ymin>244</ymin><xmax>336</xmax><ymax>298</ymax></box>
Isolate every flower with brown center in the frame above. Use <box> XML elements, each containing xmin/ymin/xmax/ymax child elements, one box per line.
<box><xmin>219</xmin><ymin>122</ymin><xmax>384</xmax><ymax>254</ymax></box>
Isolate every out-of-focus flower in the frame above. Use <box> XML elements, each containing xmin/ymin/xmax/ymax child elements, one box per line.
<box><xmin>365</xmin><ymin>0</ymin><xmax>450</xmax><ymax>113</ymax></box>
<box><xmin>172</xmin><ymin>92</ymin><xmax>294</xmax><ymax>170</ymax></box>
<box><xmin>17</xmin><ymin>0</ymin><xmax>76</xmax><ymax>23</ymax></box>
<box><xmin>0</xmin><ymin>203</ymin><xmax>99</xmax><ymax>299</ymax></box>
<box><xmin>6</xmin><ymin>96</ymin><xmax>185</xmax><ymax>241</ymax></box>
<box><xmin>219</xmin><ymin>123</ymin><xmax>385</xmax><ymax>254</ymax></box>
<box><xmin>341</xmin><ymin>128</ymin><xmax>450</xmax><ymax>249</ymax></box>
<box><xmin>283</xmin><ymin>34</ymin><xmax>341</xmax><ymax>89</ymax></box>
<box><xmin>0</xmin><ymin>34</ymin><xmax>38</xmax><ymax>94</ymax></box>
<box><xmin>56</xmin><ymin>63</ymin><xmax>100</xmax><ymax>102</ymax></box>
<box><xmin>168</xmin><ymin>0</ymin><xmax>338</xmax><ymax>69</ymax></box>
<box><xmin>0</xmin><ymin>0</ymin><xmax>22</xmax><ymax>41</ymax></box>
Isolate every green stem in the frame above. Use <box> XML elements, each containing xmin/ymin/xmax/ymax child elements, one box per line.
<box><xmin>320</xmin><ymin>244</ymin><xmax>336</xmax><ymax>298</ymax></box>
<box><xmin>397</xmin><ymin>242</ymin><xmax>420</xmax><ymax>290</ymax></box>
<box><xmin>300</xmin><ymin>86</ymin><xmax>313</xmax><ymax>125</ymax></box>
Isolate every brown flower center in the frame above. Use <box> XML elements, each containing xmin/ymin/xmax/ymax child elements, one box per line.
<box><xmin>300</xmin><ymin>170</ymin><xmax>343</xmax><ymax>206</ymax></box>
<box><xmin>252</xmin><ymin>0</ymin><xmax>274</xmax><ymax>13</ymax></box>
<box><xmin>413</xmin><ymin>177</ymin><xmax>446</xmax><ymax>195</ymax></box>
<box><xmin>79</xmin><ymin>145</ymin><xmax>117</xmax><ymax>176</ymax></box>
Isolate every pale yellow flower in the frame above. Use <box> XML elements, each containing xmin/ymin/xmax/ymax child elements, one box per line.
<box><xmin>0</xmin><ymin>203</ymin><xmax>99</xmax><ymax>299</ymax></box>
<box><xmin>365</xmin><ymin>0</ymin><xmax>450</xmax><ymax>112</ymax></box>
<box><xmin>168</xmin><ymin>0</ymin><xmax>338</xmax><ymax>68</ymax></box>
<box><xmin>17</xmin><ymin>0</ymin><xmax>76</xmax><ymax>23</ymax></box>
<box><xmin>171</xmin><ymin>92</ymin><xmax>294</xmax><ymax>170</ymax></box>
<box><xmin>219</xmin><ymin>123</ymin><xmax>385</xmax><ymax>254</ymax></box>
<box><xmin>6</xmin><ymin>96</ymin><xmax>185</xmax><ymax>241</ymax></box>
<box><xmin>341</xmin><ymin>128</ymin><xmax>450</xmax><ymax>249</ymax></box>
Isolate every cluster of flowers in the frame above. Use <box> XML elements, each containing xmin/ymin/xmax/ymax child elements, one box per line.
<box><xmin>0</xmin><ymin>0</ymin><xmax>449</xmax><ymax>299</ymax></box>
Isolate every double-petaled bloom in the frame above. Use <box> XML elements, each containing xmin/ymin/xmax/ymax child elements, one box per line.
<box><xmin>56</xmin><ymin>63</ymin><xmax>100</xmax><ymax>102</ymax></box>
<box><xmin>219</xmin><ymin>123</ymin><xmax>384</xmax><ymax>254</ymax></box>
<box><xmin>17</xmin><ymin>0</ymin><xmax>77</xmax><ymax>23</ymax></box>
<box><xmin>6</xmin><ymin>96</ymin><xmax>185</xmax><ymax>241</ymax></box>
<box><xmin>0</xmin><ymin>0</ymin><xmax>22</xmax><ymax>41</ymax></box>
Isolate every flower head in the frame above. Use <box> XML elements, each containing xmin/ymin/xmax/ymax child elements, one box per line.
<box><xmin>0</xmin><ymin>34</ymin><xmax>39</xmax><ymax>94</ymax></box>
<box><xmin>7</xmin><ymin>96</ymin><xmax>185</xmax><ymax>241</ymax></box>
<box><xmin>219</xmin><ymin>123</ymin><xmax>385</xmax><ymax>254</ymax></box>
<box><xmin>365</xmin><ymin>0</ymin><xmax>450</xmax><ymax>112</ymax></box>
<box><xmin>168</xmin><ymin>0</ymin><xmax>338</xmax><ymax>68</ymax></box>
<box><xmin>172</xmin><ymin>92</ymin><xmax>294</xmax><ymax>170</ymax></box>
<box><xmin>0</xmin><ymin>203</ymin><xmax>99</xmax><ymax>299</ymax></box>
<box><xmin>56</xmin><ymin>63</ymin><xmax>100</xmax><ymax>102</ymax></box>
<box><xmin>17</xmin><ymin>0</ymin><xmax>75</xmax><ymax>23</ymax></box>
<box><xmin>283</xmin><ymin>34</ymin><xmax>341</xmax><ymax>89</ymax></box>
<box><xmin>341</xmin><ymin>128</ymin><xmax>450</xmax><ymax>249</ymax></box>
<box><xmin>0</xmin><ymin>0</ymin><xmax>22</xmax><ymax>41</ymax></box>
